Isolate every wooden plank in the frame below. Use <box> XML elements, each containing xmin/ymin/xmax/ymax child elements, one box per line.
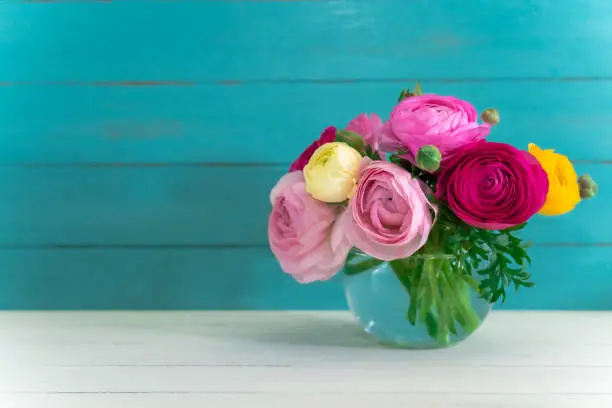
<box><xmin>0</xmin><ymin>165</ymin><xmax>608</xmax><ymax>246</ymax></box>
<box><xmin>2</xmin><ymin>311</ymin><xmax>612</xmax><ymax>367</ymax></box>
<box><xmin>0</xmin><ymin>247</ymin><xmax>609</xmax><ymax>310</ymax></box>
<box><xmin>1</xmin><ymin>312</ymin><xmax>612</xmax><ymax>406</ymax></box>
<box><xmin>1</xmin><ymin>1</ymin><xmax>611</xmax><ymax>81</ymax></box>
<box><xmin>1</xmin><ymin>82</ymin><xmax>612</xmax><ymax>163</ymax></box>
<box><xmin>0</xmin><ymin>166</ymin><xmax>279</xmax><ymax>246</ymax></box>
<box><xmin>4</xmin><ymin>395</ymin><xmax>612</xmax><ymax>408</ymax></box>
<box><xmin>3</xmin><ymin>365</ymin><xmax>612</xmax><ymax>394</ymax></box>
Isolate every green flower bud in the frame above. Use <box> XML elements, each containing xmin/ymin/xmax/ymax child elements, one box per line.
<box><xmin>416</xmin><ymin>145</ymin><xmax>442</xmax><ymax>172</ymax></box>
<box><xmin>481</xmin><ymin>108</ymin><xmax>500</xmax><ymax>125</ymax></box>
<box><xmin>578</xmin><ymin>174</ymin><xmax>598</xmax><ymax>199</ymax></box>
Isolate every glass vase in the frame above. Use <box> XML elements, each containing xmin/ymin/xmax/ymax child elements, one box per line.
<box><xmin>343</xmin><ymin>251</ymin><xmax>492</xmax><ymax>349</ymax></box>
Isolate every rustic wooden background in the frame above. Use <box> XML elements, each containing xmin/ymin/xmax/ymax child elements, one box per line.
<box><xmin>0</xmin><ymin>0</ymin><xmax>609</xmax><ymax>309</ymax></box>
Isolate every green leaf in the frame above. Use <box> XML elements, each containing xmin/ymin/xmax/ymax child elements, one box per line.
<box><xmin>413</xmin><ymin>81</ymin><xmax>423</xmax><ymax>96</ymax></box>
<box><xmin>446</xmin><ymin>313</ymin><xmax>458</xmax><ymax>335</ymax></box>
<box><xmin>501</xmin><ymin>223</ymin><xmax>527</xmax><ymax>233</ymax></box>
<box><xmin>344</xmin><ymin>256</ymin><xmax>384</xmax><ymax>276</ymax></box>
<box><xmin>494</xmin><ymin>234</ymin><xmax>510</xmax><ymax>247</ymax></box>
<box><xmin>472</xmin><ymin>244</ymin><xmax>489</xmax><ymax>258</ymax></box>
<box><xmin>419</xmin><ymin>289</ymin><xmax>434</xmax><ymax>323</ymax></box>
<box><xmin>407</xmin><ymin>260</ymin><xmax>423</xmax><ymax>325</ymax></box>
<box><xmin>398</xmin><ymin>89</ymin><xmax>411</xmax><ymax>102</ymax></box>
<box><xmin>363</xmin><ymin>144</ymin><xmax>381</xmax><ymax>160</ymax></box>
<box><xmin>407</xmin><ymin>301</ymin><xmax>418</xmax><ymax>325</ymax></box>
<box><xmin>517</xmin><ymin>270</ymin><xmax>531</xmax><ymax>279</ymax></box>
<box><xmin>335</xmin><ymin>129</ymin><xmax>365</xmax><ymax>153</ymax></box>
<box><xmin>506</xmin><ymin>246</ymin><xmax>531</xmax><ymax>266</ymax></box>
<box><xmin>425</xmin><ymin>312</ymin><xmax>439</xmax><ymax>339</ymax></box>
<box><xmin>389</xmin><ymin>155</ymin><xmax>403</xmax><ymax>165</ymax></box>
<box><xmin>397</xmin><ymin>82</ymin><xmax>423</xmax><ymax>102</ymax></box>
<box><xmin>505</xmin><ymin>267</ymin><xmax>523</xmax><ymax>275</ymax></box>
<box><xmin>389</xmin><ymin>260</ymin><xmax>413</xmax><ymax>291</ymax></box>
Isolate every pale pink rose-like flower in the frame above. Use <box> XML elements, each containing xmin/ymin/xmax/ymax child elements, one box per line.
<box><xmin>380</xmin><ymin>94</ymin><xmax>490</xmax><ymax>163</ymax></box>
<box><xmin>268</xmin><ymin>171</ymin><xmax>351</xmax><ymax>283</ymax></box>
<box><xmin>337</xmin><ymin>159</ymin><xmax>436</xmax><ymax>261</ymax></box>
<box><xmin>346</xmin><ymin>113</ymin><xmax>383</xmax><ymax>152</ymax></box>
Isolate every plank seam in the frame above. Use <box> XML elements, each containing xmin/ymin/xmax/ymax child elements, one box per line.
<box><xmin>4</xmin><ymin>77</ymin><xmax>612</xmax><ymax>87</ymax></box>
<box><xmin>0</xmin><ymin>160</ymin><xmax>608</xmax><ymax>168</ymax></box>
<box><xmin>0</xmin><ymin>243</ymin><xmax>607</xmax><ymax>250</ymax></box>
<box><xmin>21</xmin><ymin>0</ymin><xmax>328</xmax><ymax>3</ymax></box>
<box><xmin>1</xmin><ymin>391</ymin><xmax>611</xmax><ymax>396</ymax></box>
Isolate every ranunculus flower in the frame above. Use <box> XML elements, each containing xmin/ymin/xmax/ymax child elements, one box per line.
<box><xmin>337</xmin><ymin>159</ymin><xmax>436</xmax><ymax>261</ymax></box>
<box><xmin>380</xmin><ymin>94</ymin><xmax>490</xmax><ymax>162</ymax></box>
<box><xmin>528</xmin><ymin>143</ymin><xmax>581</xmax><ymax>216</ymax></box>
<box><xmin>346</xmin><ymin>113</ymin><xmax>383</xmax><ymax>152</ymax></box>
<box><xmin>304</xmin><ymin>142</ymin><xmax>362</xmax><ymax>203</ymax></box>
<box><xmin>289</xmin><ymin>126</ymin><xmax>336</xmax><ymax>172</ymax></box>
<box><xmin>436</xmin><ymin>141</ymin><xmax>549</xmax><ymax>230</ymax></box>
<box><xmin>268</xmin><ymin>171</ymin><xmax>351</xmax><ymax>283</ymax></box>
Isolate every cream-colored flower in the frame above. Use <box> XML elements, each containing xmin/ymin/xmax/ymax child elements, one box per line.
<box><xmin>304</xmin><ymin>142</ymin><xmax>362</xmax><ymax>203</ymax></box>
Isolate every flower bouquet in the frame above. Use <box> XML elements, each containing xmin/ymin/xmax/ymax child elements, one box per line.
<box><xmin>268</xmin><ymin>84</ymin><xmax>598</xmax><ymax>348</ymax></box>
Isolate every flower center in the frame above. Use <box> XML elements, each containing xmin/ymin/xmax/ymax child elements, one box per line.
<box><xmin>313</xmin><ymin>145</ymin><xmax>336</xmax><ymax>167</ymax></box>
<box><xmin>367</xmin><ymin>185</ymin><xmax>405</xmax><ymax>231</ymax></box>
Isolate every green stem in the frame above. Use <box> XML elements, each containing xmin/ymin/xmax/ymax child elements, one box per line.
<box><xmin>439</xmin><ymin>266</ymin><xmax>481</xmax><ymax>335</ymax></box>
<box><xmin>392</xmin><ymin>255</ymin><xmax>482</xmax><ymax>346</ymax></box>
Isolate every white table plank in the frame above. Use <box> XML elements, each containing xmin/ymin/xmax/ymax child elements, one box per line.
<box><xmin>5</xmin><ymin>394</ymin><xmax>612</xmax><ymax>408</ymax></box>
<box><xmin>0</xmin><ymin>311</ymin><xmax>610</xmax><ymax>407</ymax></box>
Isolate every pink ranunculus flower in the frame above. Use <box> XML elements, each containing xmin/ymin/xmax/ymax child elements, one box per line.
<box><xmin>337</xmin><ymin>159</ymin><xmax>436</xmax><ymax>261</ymax></box>
<box><xmin>346</xmin><ymin>113</ymin><xmax>383</xmax><ymax>152</ymax></box>
<box><xmin>436</xmin><ymin>141</ymin><xmax>549</xmax><ymax>230</ymax></box>
<box><xmin>380</xmin><ymin>94</ymin><xmax>491</xmax><ymax>162</ymax></box>
<box><xmin>289</xmin><ymin>126</ymin><xmax>336</xmax><ymax>172</ymax></box>
<box><xmin>268</xmin><ymin>171</ymin><xmax>351</xmax><ymax>283</ymax></box>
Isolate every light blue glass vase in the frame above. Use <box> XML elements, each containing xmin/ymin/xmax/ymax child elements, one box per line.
<box><xmin>343</xmin><ymin>252</ymin><xmax>492</xmax><ymax>349</ymax></box>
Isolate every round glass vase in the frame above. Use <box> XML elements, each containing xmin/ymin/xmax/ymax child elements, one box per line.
<box><xmin>343</xmin><ymin>251</ymin><xmax>492</xmax><ymax>349</ymax></box>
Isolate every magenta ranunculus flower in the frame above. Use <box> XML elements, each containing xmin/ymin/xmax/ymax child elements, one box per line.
<box><xmin>337</xmin><ymin>159</ymin><xmax>436</xmax><ymax>261</ymax></box>
<box><xmin>268</xmin><ymin>171</ymin><xmax>351</xmax><ymax>283</ymax></box>
<box><xmin>380</xmin><ymin>94</ymin><xmax>490</xmax><ymax>162</ymax></box>
<box><xmin>436</xmin><ymin>141</ymin><xmax>549</xmax><ymax>230</ymax></box>
<box><xmin>346</xmin><ymin>113</ymin><xmax>383</xmax><ymax>152</ymax></box>
<box><xmin>289</xmin><ymin>126</ymin><xmax>336</xmax><ymax>172</ymax></box>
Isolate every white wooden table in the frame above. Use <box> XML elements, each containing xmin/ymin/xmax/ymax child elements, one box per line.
<box><xmin>0</xmin><ymin>311</ymin><xmax>610</xmax><ymax>408</ymax></box>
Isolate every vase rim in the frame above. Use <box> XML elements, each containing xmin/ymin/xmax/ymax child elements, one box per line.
<box><xmin>349</xmin><ymin>248</ymin><xmax>458</xmax><ymax>260</ymax></box>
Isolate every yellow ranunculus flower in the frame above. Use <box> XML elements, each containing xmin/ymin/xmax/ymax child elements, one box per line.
<box><xmin>528</xmin><ymin>143</ymin><xmax>581</xmax><ymax>216</ymax></box>
<box><xmin>304</xmin><ymin>142</ymin><xmax>362</xmax><ymax>203</ymax></box>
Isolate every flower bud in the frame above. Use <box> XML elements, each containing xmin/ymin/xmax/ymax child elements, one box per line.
<box><xmin>481</xmin><ymin>108</ymin><xmax>500</xmax><ymax>125</ymax></box>
<box><xmin>304</xmin><ymin>142</ymin><xmax>362</xmax><ymax>203</ymax></box>
<box><xmin>415</xmin><ymin>145</ymin><xmax>442</xmax><ymax>172</ymax></box>
<box><xmin>578</xmin><ymin>174</ymin><xmax>598</xmax><ymax>199</ymax></box>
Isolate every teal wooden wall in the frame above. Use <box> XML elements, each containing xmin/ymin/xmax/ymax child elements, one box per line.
<box><xmin>0</xmin><ymin>0</ymin><xmax>609</xmax><ymax>310</ymax></box>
